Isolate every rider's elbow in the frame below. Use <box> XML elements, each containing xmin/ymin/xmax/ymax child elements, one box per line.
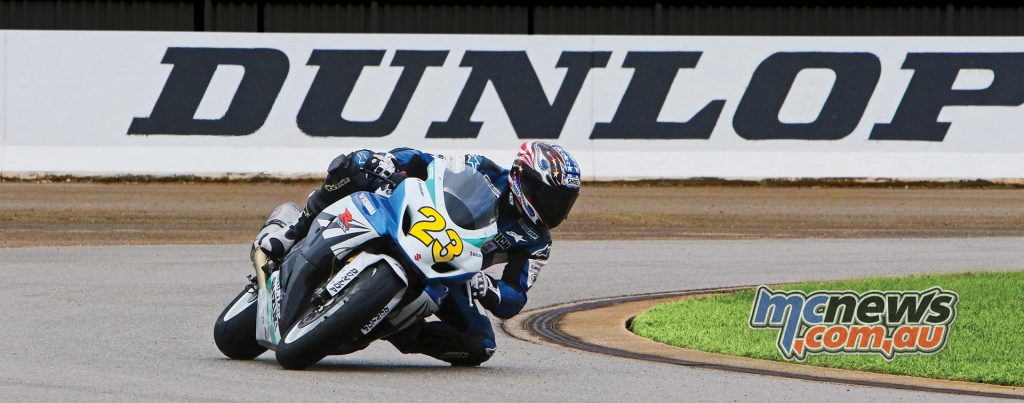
<box><xmin>492</xmin><ymin>310</ymin><xmax>518</xmax><ymax>320</ymax></box>
<box><xmin>491</xmin><ymin>300</ymin><xmax>525</xmax><ymax>319</ymax></box>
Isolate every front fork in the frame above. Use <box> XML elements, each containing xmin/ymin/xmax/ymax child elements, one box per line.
<box><xmin>253</xmin><ymin>249</ymin><xmax>270</xmax><ymax>288</ymax></box>
<box><xmin>252</xmin><ymin>248</ymin><xmax>283</xmax><ymax>349</ymax></box>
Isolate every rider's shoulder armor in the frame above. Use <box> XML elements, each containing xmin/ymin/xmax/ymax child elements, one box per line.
<box><xmin>481</xmin><ymin>202</ymin><xmax>551</xmax><ymax>266</ymax></box>
<box><xmin>465</xmin><ymin>154</ymin><xmax>510</xmax><ymax>192</ymax></box>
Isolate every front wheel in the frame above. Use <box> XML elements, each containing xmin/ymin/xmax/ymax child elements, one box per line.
<box><xmin>213</xmin><ymin>284</ymin><xmax>267</xmax><ymax>360</ymax></box>
<box><xmin>275</xmin><ymin>261</ymin><xmax>405</xmax><ymax>370</ymax></box>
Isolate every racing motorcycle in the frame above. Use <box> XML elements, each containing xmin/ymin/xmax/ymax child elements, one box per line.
<box><xmin>213</xmin><ymin>158</ymin><xmax>499</xmax><ymax>369</ymax></box>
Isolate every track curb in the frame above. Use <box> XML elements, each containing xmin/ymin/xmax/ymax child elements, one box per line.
<box><xmin>501</xmin><ymin>287</ymin><xmax>1024</xmax><ymax>400</ymax></box>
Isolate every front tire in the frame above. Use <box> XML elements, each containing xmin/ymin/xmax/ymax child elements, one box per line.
<box><xmin>275</xmin><ymin>261</ymin><xmax>405</xmax><ymax>370</ymax></box>
<box><xmin>214</xmin><ymin>285</ymin><xmax>267</xmax><ymax>360</ymax></box>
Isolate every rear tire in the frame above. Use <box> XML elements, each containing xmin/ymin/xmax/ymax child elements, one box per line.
<box><xmin>214</xmin><ymin>285</ymin><xmax>267</xmax><ymax>360</ymax></box>
<box><xmin>275</xmin><ymin>261</ymin><xmax>404</xmax><ymax>370</ymax></box>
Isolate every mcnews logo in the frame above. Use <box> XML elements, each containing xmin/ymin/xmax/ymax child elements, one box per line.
<box><xmin>749</xmin><ymin>286</ymin><xmax>958</xmax><ymax>361</ymax></box>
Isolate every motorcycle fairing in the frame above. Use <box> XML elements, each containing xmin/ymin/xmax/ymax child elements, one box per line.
<box><xmin>259</xmin><ymin>160</ymin><xmax>500</xmax><ymax>353</ymax></box>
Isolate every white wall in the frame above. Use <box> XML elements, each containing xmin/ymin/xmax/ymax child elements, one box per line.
<box><xmin>2</xmin><ymin>30</ymin><xmax>1024</xmax><ymax>179</ymax></box>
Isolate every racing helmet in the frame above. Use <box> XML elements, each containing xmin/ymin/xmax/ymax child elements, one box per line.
<box><xmin>509</xmin><ymin>141</ymin><xmax>582</xmax><ymax>229</ymax></box>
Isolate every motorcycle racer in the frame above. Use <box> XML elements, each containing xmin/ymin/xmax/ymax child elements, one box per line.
<box><xmin>257</xmin><ymin>141</ymin><xmax>582</xmax><ymax>366</ymax></box>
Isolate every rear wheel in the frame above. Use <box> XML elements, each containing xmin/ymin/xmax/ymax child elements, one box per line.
<box><xmin>214</xmin><ymin>283</ymin><xmax>267</xmax><ymax>360</ymax></box>
<box><xmin>275</xmin><ymin>261</ymin><xmax>405</xmax><ymax>370</ymax></box>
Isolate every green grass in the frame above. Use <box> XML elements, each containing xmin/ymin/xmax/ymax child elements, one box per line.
<box><xmin>630</xmin><ymin>271</ymin><xmax>1024</xmax><ymax>386</ymax></box>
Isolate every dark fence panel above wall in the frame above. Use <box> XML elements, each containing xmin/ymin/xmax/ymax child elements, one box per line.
<box><xmin>261</xmin><ymin>3</ymin><xmax>528</xmax><ymax>33</ymax></box>
<box><xmin>376</xmin><ymin>4</ymin><xmax>528</xmax><ymax>34</ymax></box>
<box><xmin>2</xmin><ymin>1</ymin><xmax>1024</xmax><ymax>35</ymax></box>
<box><xmin>263</xmin><ymin>2</ymin><xmax>370</xmax><ymax>32</ymax></box>
<box><xmin>660</xmin><ymin>6</ymin><xmax>1024</xmax><ymax>36</ymax></box>
<box><xmin>0</xmin><ymin>0</ymin><xmax>194</xmax><ymax>30</ymax></box>
<box><xmin>533</xmin><ymin>5</ymin><xmax>655</xmax><ymax>35</ymax></box>
<box><xmin>207</xmin><ymin>1</ymin><xmax>258</xmax><ymax>32</ymax></box>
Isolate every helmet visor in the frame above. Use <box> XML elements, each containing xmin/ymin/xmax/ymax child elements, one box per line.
<box><xmin>520</xmin><ymin>170</ymin><xmax>579</xmax><ymax>228</ymax></box>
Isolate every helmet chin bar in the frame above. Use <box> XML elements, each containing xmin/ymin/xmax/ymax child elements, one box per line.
<box><xmin>511</xmin><ymin>189</ymin><xmax>542</xmax><ymax>226</ymax></box>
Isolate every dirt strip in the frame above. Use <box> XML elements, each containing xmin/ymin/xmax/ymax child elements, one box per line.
<box><xmin>503</xmin><ymin>291</ymin><xmax>1024</xmax><ymax>400</ymax></box>
<box><xmin>4</xmin><ymin>182</ymin><xmax>1024</xmax><ymax>248</ymax></box>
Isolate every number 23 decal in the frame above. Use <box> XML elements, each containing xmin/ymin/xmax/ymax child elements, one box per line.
<box><xmin>409</xmin><ymin>207</ymin><xmax>464</xmax><ymax>263</ymax></box>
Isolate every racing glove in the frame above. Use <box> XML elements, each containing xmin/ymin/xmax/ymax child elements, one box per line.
<box><xmin>467</xmin><ymin>272</ymin><xmax>501</xmax><ymax>307</ymax></box>
<box><xmin>361</xmin><ymin>153</ymin><xmax>406</xmax><ymax>195</ymax></box>
<box><xmin>257</xmin><ymin>226</ymin><xmax>297</xmax><ymax>260</ymax></box>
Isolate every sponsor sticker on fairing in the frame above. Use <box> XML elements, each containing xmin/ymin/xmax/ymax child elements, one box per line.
<box><xmin>338</xmin><ymin>208</ymin><xmax>353</xmax><ymax>230</ymax></box>
<box><xmin>358</xmin><ymin>193</ymin><xmax>376</xmax><ymax>215</ymax></box>
<box><xmin>271</xmin><ymin>275</ymin><xmax>282</xmax><ymax>322</ymax></box>
<box><xmin>749</xmin><ymin>286</ymin><xmax>958</xmax><ymax>361</ymax></box>
<box><xmin>481</xmin><ymin>240</ymin><xmax>498</xmax><ymax>254</ymax></box>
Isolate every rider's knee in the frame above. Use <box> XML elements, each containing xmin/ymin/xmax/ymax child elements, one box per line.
<box><xmin>446</xmin><ymin>334</ymin><xmax>496</xmax><ymax>366</ymax></box>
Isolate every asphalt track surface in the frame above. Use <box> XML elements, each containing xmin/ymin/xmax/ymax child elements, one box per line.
<box><xmin>2</xmin><ymin>238</ymin><xmax>1021</xmax><ymax>402</ymax></box>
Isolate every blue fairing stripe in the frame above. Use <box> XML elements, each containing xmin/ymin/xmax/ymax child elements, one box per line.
<box><xmin>356</xmin><ymin>190</ymin><xmax>399</xmax><ymax>238</ymax></box>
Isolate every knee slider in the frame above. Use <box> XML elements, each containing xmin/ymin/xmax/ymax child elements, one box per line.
<box><xmin>446</xmin><ymin>334</ymin><xmax>495</xmax><ymax>366</ymax></box>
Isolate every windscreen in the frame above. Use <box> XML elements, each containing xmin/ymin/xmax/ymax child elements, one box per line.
<box><xmin>442</xmin><ymin>165</ymin><xmax>499</xmax><ymax>231</ymax></box>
